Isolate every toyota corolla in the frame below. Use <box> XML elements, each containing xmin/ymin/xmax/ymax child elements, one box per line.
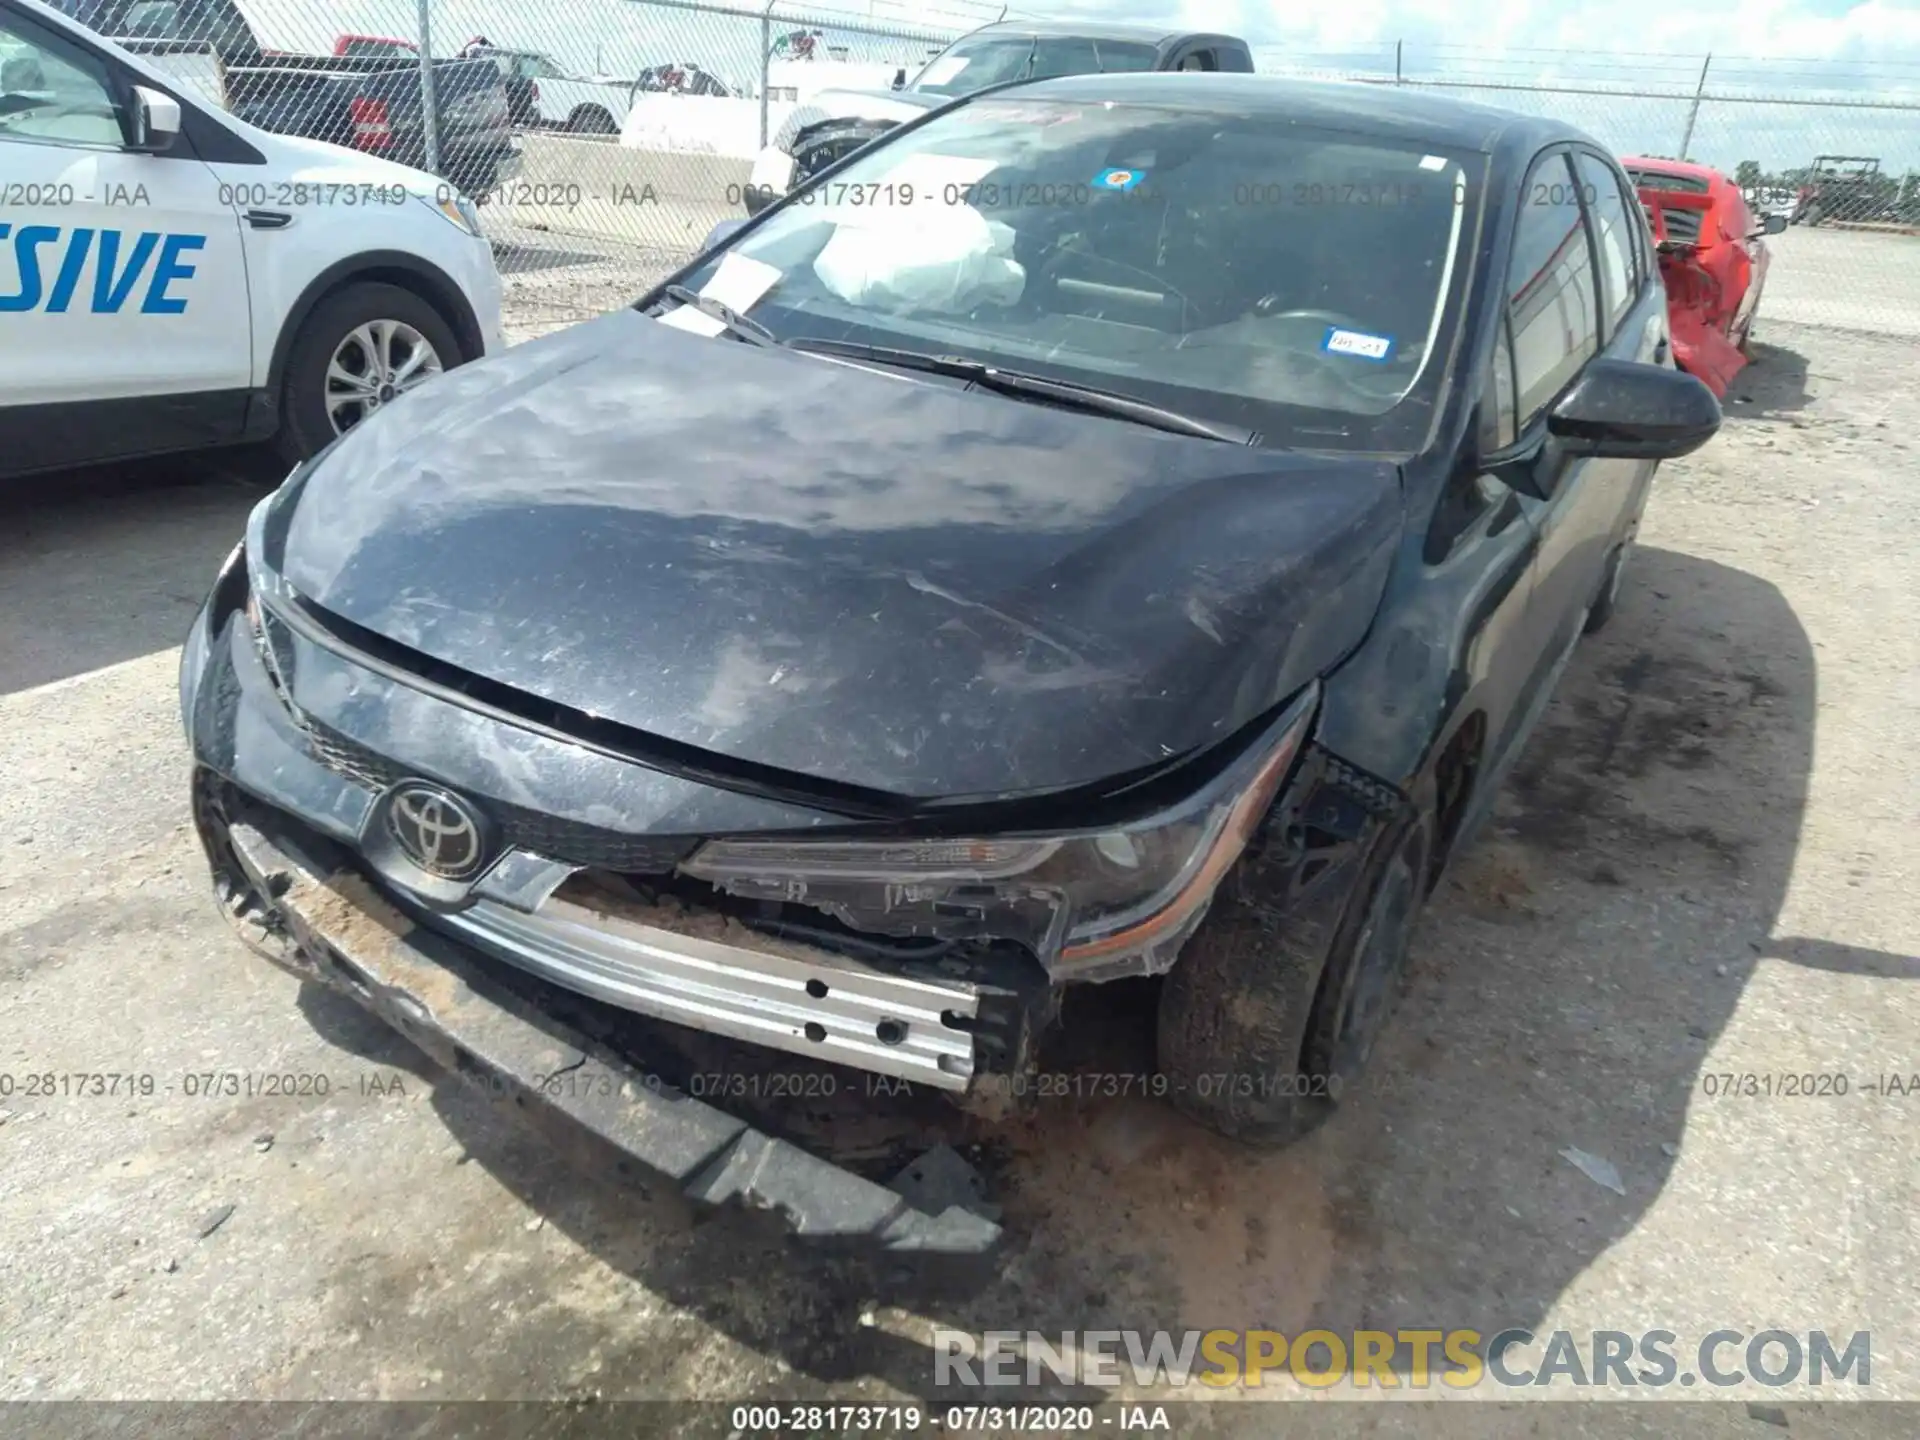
<box><xmin>180</xmin><ymin>74</ymin><xmax>1721</xmax><ymax>1252</ymax></box>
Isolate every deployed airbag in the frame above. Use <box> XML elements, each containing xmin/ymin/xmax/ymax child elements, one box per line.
<box><xmin>813</xmin><ymin>201</ymin><xmax>1026</xmax><ymax>314</ymax></box>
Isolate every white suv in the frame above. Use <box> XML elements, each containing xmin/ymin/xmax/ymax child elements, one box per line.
<box><xmin>0</xmin><ymin>0</ymin><xmax>505</xmax><ymax>477</ymax></box>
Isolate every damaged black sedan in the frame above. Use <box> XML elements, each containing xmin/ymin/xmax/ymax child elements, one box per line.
<box><xmin>181</xmin><ymin>74</ymin><xmax>1720</xmax><ymax>1248</ymax></box>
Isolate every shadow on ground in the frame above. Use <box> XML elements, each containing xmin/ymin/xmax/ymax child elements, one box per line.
<box><xmin>1721</xmin><ymin>341</ymin><xmax>1811</xmax><ymax>419</ymax></box>
<box><xmin>290</xmin><ymin>538</ymin><xmax>1873</xmax><ymax>1403</ymax></box>
<box><xmin>0</xmin><ymin>451</ymin><xmax>277</xmax><ymax>697</ymax></box>
<box><xmin>492</xmin><ymin>241</ymin><xmax>614</xmax><ymax>275</ymax></box>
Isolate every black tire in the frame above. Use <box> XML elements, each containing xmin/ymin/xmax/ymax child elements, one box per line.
<box><xmin>569</xmin><ymin>105</ymin><xmax>616</xmax><ymax>135</ymax></box>
<box><xmin>1583</xmin><ymin>542</ymin><xmax>1630</xmax><ymax>635</ymax></box>
<box><xmin>275</xmin><ymin>282</ymin><xmax>464</xmax><ymax>466</ymax></box>
<box><xmin>1157</xmin><ymin>807</ymin><xmax>1433</xmax><ymax>1146</ymax></box>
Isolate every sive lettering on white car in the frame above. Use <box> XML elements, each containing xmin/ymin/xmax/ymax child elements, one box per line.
<box><xmin>0</xmin><ymin>224</ymin><xmax>204</xmax><ymax>314</ymax></box>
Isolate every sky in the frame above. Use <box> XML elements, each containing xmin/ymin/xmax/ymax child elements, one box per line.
<box><xmin>235</xmin><ymin>0</ymin><xmax>1920</xmax><ymax>172</ymax></box>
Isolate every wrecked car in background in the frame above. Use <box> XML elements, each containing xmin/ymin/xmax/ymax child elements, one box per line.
<box><xmin>740</xmin><ymin>19</ymin><xmax>1254</xmax><ymax>215</ymax></box>
<box><xmin>1625</xmin><ymin>156</ymin><xmax>1788</xmax><ymax>397</ymax></box>
<box><xmin>182</xmin><ymin>75</ymin><xmax>1720</xmax><ymax>1249</ymax></box>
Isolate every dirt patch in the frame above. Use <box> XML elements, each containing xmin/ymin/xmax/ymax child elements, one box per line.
<box><xmin>559</xmin><ymin>872</ymin><xmax>858</xmax><ymax>971</ymax></box>
<box><xmin>998</xmin><ymin>1096</ymin><xmax>1336</xmax><ymax>1346</ymax></box>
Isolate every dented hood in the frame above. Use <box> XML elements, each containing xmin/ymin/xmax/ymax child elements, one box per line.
<box><xmin>267</xmin><ymin>309</ymin><xmax>1403</xmax><ymax>801</ymax></box>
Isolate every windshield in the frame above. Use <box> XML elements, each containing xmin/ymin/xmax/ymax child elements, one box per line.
<box><xmin>667</xmin><ymin>97</ymin><xmax>1482</xmax><ymax>452</ymax></box>
<box><xmin>910</xmin><ymin>35</ymin><xmax>1159</xmax><ymax>97</ymax></box>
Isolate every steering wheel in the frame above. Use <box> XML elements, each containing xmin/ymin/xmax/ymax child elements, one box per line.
<box><xmin>1250</xmin><ymin>305</ymin><xmax>1416</xmax><ymax>402</ymax></box>
<box><xmin>1252</xmin><ymin>302</ymin><xmax>1368</xmax><ymax>329</ymax></box>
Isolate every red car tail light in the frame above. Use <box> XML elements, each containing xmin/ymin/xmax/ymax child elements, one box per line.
<box><xmin>349</xmin><ymin>97</ymin><xmax>393</xmax><ymax>151</ymax></box>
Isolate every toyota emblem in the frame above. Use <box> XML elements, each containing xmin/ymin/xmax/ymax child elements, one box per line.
<box><xmin>384</xmin><ymin>782</ymin><xmax>488</xmax><ymax>880</ymax></box>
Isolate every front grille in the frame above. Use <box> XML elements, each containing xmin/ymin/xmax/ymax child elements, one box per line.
<box><xmin>497</xmin><ymin>813</ymin><xmax>695</xmax><ymax>873</ymax></box>
<box><xmin>795</xmin><ymin>138</ymin><xmax>870</xmax><ymax>183</ymax></box>
<box><xmin>792</xmin><ymin>119</ymin><xmax>893</xmax><ymax>183</ymax></box>
<box><xmin>301</xmin><ymin>719</ymin><xmax>695</xmax><ymax>872</ymax></box>
<box><xmin>1642</xmin><ymin>203</ymin><xmax>1704</xmax><ymax>245</ymax></box>
<box><xmin>1661</xmin><ymin>208</ymin><xmax>1703</xmax><ymax>244</ymax></box>
<box><xmin>306</xmin><ymin>724</ymin><xmax>405</xmax><ymax>792</ymax></box>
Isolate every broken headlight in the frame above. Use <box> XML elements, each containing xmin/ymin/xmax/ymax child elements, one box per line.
<box><xmin>680</xmin><ymin>686</ymin><xmax>1318</xmax><ymax>982</ymax></box>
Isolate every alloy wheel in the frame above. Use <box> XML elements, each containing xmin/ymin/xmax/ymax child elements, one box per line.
<box><xmin>324</xmin><ymin>319</ymin><xmax>444</xmax><ymax>434</ymax></box>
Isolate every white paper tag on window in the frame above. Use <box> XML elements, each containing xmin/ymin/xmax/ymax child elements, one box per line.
<box><xmin>1323</xmin><ymin>327</ymin><xmax>1395</xmax><ymax>361</ymax></box>
<box><xmin>1419</xmin><ymin>154</ymin><xmax>1448</xmax><ymax>172</ymax></box>
<box><xmin>699</xmin><ymin>252</ymin><xmax>782</xmax><ymax>314</ymax></box>
<box><xmin>658</xmin><ymin>305</ymin><xmax>727</xmax><ymax>336</ymax></box>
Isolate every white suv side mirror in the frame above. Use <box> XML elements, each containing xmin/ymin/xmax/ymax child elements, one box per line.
<box><xmin>129</xmin><ymin>84</ymin><xmax>182</xmax><ymax>152</ymax></box>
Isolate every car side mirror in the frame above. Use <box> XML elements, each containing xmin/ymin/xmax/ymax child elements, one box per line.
<box><xmin>1482</xmin><ymin>358</ymin><xmax>1721</xmax><ymax>498</ymax></box>
<box><xmin>891</xmin><ymin>67</ymin><xmax>906</xmax><ymax>90</ymax></box>
<box><xmin>128</xmin><ymin>84</ymin><xmax>181</xmax><ymax>152</ymax></box>
<box><xmin>1546</xmin><ymin>357</ymin><xmax>1722</xmax><ymax>461</ymax></box>
<box><xmin>1759</xmin><ymin>212</ymin><xmax>1789</xmax><ymax>236</ymax></box>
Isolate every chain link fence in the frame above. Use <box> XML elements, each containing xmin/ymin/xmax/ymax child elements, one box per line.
<box><xmin>43</xmin><ymin>0</ymin><xmax>1920</xmax><ymax>340</ymax></box>
<box><xmin>45</xmin><ymin>0</ymin><xmax>983</xmax><ymax>331</ymax></box>
<box><xmin>468</xmin><ymin>3</ymin><xmax>973</xmax><ymax>332</ymax></box>
<box><xmin>1262</xmin><ymin>44</ymin><xmax>1920</xmax><ymax>339</ymax></box>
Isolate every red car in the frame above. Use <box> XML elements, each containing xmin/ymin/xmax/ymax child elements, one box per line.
<box><xmin>1621</xmin><ymin>157</ymin><xmax>1787</xmax><ymax>396</ymax></box>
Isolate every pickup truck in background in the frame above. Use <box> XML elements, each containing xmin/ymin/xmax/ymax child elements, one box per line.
<box><xmin>53</xmin><ymin>0</ymin><xmax>517</xmax><ymax>198</ymax></box>
<box><xmin>332</xmin><ymin>33</ymin><xmax>416</xmax><ymax>59</ymax></box>
<box><xmin>463</xmin><ymin>45</ymin><xmax>636</xmax><ymax>134</ymax></box>
<box><xmin>107</xmin><ymin>34</ymin><xmax>225</xmax><ymax>109</ymax></box>
<box><xmin>742</xmin><ymin>19</ymin><xmax>1255</xmax><ymax>213</ymax></box>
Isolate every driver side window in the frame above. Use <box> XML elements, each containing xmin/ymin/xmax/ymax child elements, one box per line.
<box><xmin>1506</xmin><ymin>152</ymin><xmax>1601</xmax><ymax>427</ymax></box>
<box><xmin>0</xmin><ymin>8</ymin><xmax>125</xmax><ymax>149</ymax></box>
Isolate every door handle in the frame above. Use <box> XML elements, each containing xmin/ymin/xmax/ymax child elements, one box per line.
<box><xmin>244</xmin><ymin>209</ymin><xmax>292</xmax><ymax>229</ymax></box>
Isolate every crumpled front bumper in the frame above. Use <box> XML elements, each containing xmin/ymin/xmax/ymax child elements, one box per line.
<box><xmin>179</xmin><ymin>584</ymin><xmax>1002</xmax><ymax>1254</ymax></box>
<box><xmin>201</xmin><ymin>794</ymin><xmax>1002</xmax><ymax>1254</ymax></box>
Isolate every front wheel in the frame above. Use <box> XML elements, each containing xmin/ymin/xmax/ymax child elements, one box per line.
<box><xmin>568</xmin><ymin>105</ymin><xmax>616</xmax><ymax>135</ymax></box>
<box><xmin>1157</xmin><ymin>809</ymin><xmax>1432</xmax><ymax>1146</ymax></box>
<box><xmin>275</xmin><ymin>282</ymin><xmax>462</xmax><ymax>464</ymax></box>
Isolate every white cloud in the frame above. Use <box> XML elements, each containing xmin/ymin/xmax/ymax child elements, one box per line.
<box><xmin>1001</xmin><ymin>0</ymin><xmax>1920</xmax><ymax>168</ymax></box>
<box><xmin>234</xmin><ymin>0</ymin><xmax>1920</xmax><ymax>170</ymax></box>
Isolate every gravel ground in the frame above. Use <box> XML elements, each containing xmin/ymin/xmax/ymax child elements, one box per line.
<box><xmin>1</xmin><ymin>301</ymin><xmax>1916</xmax><ymax>1424</ymax></box>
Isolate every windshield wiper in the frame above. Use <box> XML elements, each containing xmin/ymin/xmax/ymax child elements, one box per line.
<box><xmin>657</xmin><ymin>284</ymin><xmax>776</xmax><ymax>346</ymax></box>
<box><xmin>787</xmin><ymin>338</ymin><xmax>1257</xmax><ymax>444</ymax></box>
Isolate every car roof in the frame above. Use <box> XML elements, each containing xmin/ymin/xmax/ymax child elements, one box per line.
<box><xmin>989</xmin><ymin>73</ymin><xmax>1572</xmax><ymax>153</ymax></box>
<box><xmin>960</xmin><ymin>19</ymin><xmax>1204</xmax><ymax>45</ymax></box>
